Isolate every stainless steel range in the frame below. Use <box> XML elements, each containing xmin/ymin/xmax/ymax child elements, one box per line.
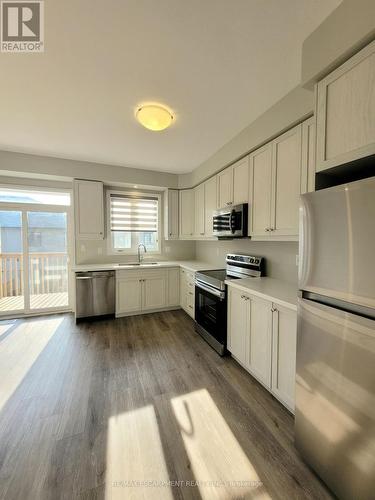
<box><xmin>195</xmin><ymin>254</ymin><xmax>264</xmax><ymax>355</ymax></box>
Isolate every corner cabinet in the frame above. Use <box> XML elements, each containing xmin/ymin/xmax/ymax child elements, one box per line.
<box><xmin>227</xmin><ymin>287</ymin><xmax>297</xmax><ymax>412</ymax></box>
<box><xmin>194</xmin><ymin>184</ymin><xmax>205</xmax><ymax>238</ymax></box>
<box><xmin>316</xmin><ymin>40</ymin><xmax>375</xmax><ymax>172</ymax></box>
<box><xmin>116</xmin><ymin>267</ymin><xmax>179</xmax><ymax>317</ymax></box>
<box><xmin>204</xmin><ymin>176</ymin><xmax>217</xmax><ymax>238</ymax></box>
<box><xmin>73</xmin><ymin>179</ymin><xmax>104</xmax><ymax>240</ymax></box>
<box><xmin>179</xmin><ymin>268</ymin><xmax>195</xmax><ymax>318</ymax></box>
<box><xmin>164</xmin><ymin>189</ymin><xmax>179</xmax><ymax>240</ymax></box>
<box><xmin>179</xmin><ymin>189</ymin><xmax>195</xmax><ymax>239</ymax></box>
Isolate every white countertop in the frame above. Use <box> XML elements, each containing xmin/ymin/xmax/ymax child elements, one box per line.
<box><xmin>72</xmin><ymin>260</ymin><xmax>218</xmax><ymax>273</ymax></box>
<box><xmin>225</xmin><ymin>277</ymin><xmax>298</xmax><ymax>310</ymax></box>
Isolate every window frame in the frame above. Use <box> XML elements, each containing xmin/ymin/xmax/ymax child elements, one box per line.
<box><xmin>106</xmin><ymin>189</ymin><xmax>162</xmax><ymax>255</ymax></box>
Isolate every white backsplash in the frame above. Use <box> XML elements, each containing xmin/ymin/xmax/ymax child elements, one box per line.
<box><xmin>75</xmin><ymin>238</ymin><xmax>196</xmax><ymax>264</ymax></box>
<box><xmin>196</xmin><ymin>240</ymin><xmax>299</xmax><ymax>285</ymax></box>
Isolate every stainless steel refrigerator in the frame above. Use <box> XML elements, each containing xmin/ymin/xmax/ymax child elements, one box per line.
<box><xmin>296</xmin><ymin>176</ymin><xmax>375</xmax><ymax>500</ymax></box>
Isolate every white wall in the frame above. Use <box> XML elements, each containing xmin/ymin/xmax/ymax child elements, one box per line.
<box><xmin>301</xmin><ymin>0</ymin><xmax>375</xmax><ymax>87</ymax></box>
<box><xmin>0</xmin><ymin>150</ymin><xmax>178</xmax><ymax>189</ymax></box>
<box><xmin>179</xmin><ymin>85</ymin><xmax>314</xmax><ymax>188</ymax></box>
<box><xmin>196</xmin><ymin>240</ymin><xmax>299</xmax><ymax>285</ymax></box>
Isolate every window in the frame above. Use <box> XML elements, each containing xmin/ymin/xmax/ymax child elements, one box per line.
<box><xmin>0</xmin><ymin>188</ymin><xmax>70</xmax><ymax>206</ymax></box>
<box><xmin>108</xmin><ymin>191</ymin><xmax>161</xmax><ymax>254</ymax></box>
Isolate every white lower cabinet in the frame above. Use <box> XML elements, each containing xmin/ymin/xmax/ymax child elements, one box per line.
<box><xmin>271</xmin><ymin>303</ymin><xmax>297</xmax><ymax>411</ymax></box>
<box><xmin>179</xmin><ymin>268</ymin><xmax>195</xmax><ymax>318</ymax></box>
<box><xmin>116</xmin><ymin>278</ymin><xmax>142</xmax><ymax>315</ymax></box>
<box><xmin>142</xmin><ymin>274</ymin><xmax>167</xmax><ymax>311</ymax></box>
<box><xmin>227</xmin><ymin>287</ymin><xmax>248</xmax><ymax>366</ymax></box>
<box><xmin>248</xmin><ymin>296</ymin><xmax>272</xmax><ymax>388</ymax></box>
<box><xmin>227</xmin><ymin>287</ymin><xmax>297</xmax><ymax>411</ymax></box>
<box><xmin>116</xmin><ymin>267</ymin><xmax>179</xmax><ymax>317</ymax></box>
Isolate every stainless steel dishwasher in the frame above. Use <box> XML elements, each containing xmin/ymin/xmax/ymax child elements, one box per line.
<box><xmin>75</xmin><ymin>271</ymin><xmax>115</xmax><ymax>320</ymax></box>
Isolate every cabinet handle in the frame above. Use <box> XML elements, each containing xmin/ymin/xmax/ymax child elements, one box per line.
<box><xmin>241</xmin><ymin>295</ymin><xmax>249</xmax><ymax>300</ymax></box>
<box><xmin>271</xmin><ymin>307</ymin><xmax>277</xmax><ymax>312</ymax></box>
<box><xmin>188</xmin><ymin>305</ymin><xmax>193</xmax><ymax>309</ymax></box>
<box><xmin>265</xmin><ymin>228</ymin><xmax>269</xmax><ymax>232</ymax></box>
<box><xmin>200</xmin><ymin>232</ymin><xmax>204</xmax><ymax>235</ymax></box>
<box><xmin>189</xmin><ymin>291</ymin><xmax>193</xmax><ymax>295</ymax></box>
<box><xmin>169</xmin><ymin>232</ymin><xmax>172</xmax><ymax>236</ymax></box>
<box><xmin>270</xmin><ymin>228</ymin><xmax>275</xmax><ymax>232</ymax></box>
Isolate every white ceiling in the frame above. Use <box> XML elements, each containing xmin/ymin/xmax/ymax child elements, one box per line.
<box><xmin>0</xmin><ymin>0</ymin><xmax>340</xmax><ymax>174</ymax></box>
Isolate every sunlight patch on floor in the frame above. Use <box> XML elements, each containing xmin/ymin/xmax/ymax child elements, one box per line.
<box><xmin>0</xmin><ymin>320</ymin><xmax>16</xmax><ymax>338</ymax></box>
<box><xmin>0</xmin><ymin>317</ymin><xmax>63</xmax><ymax>411</ymax></box>
<box><xmin>171</xmin><ymin>388</ymin><xmax>270</xmax><ymax>499</ymax></box>
<box><xmin>105</xmin><ymin>405</ymin><xmax>173</xmax><ymax>500</ymax></box>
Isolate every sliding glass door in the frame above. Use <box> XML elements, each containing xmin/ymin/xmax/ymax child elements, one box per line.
<box><xmin>28</xmin><ymin>211</ymin><xmax>69</xmax><ymax>311</ymax></box>
<box><xmin>0</xmin><ymin>189</ymin><xmax>71</xmax><ymax>316</ymax></box>
<box><xmin>0</xmin><ymin>210</ymin><xmax>24</xmax><ymax>314</ymax></box>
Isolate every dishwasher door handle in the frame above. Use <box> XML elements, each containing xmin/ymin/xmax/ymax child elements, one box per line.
<box><xmin>76</xmin><ymin>276</ymin><xmax>93</xmax><ymax>280</ymax></box>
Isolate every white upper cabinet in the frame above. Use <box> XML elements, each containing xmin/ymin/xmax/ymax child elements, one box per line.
<box><xmin>217</xmin><ymin>166</ymin><xmax>233</xmax><ymax>208</ymax></box>
<box><xmin>271</xmin><ymin>303</ymin><xmax>297</xmax><ymax>411</ymax></box>
<box><xmin>232</xmin><ymin>156</ymin><xmax>250</xmax><ymax>205</ymax></box>
<box><xmin>249</xmin><ymin>143</ymin><xmax>273</xmax><ymax>238</ymax></box>
<box><xmin>271</xmin><ymin>124</ymin><xmax>302</xmax><ymax>237</ymax></box>
<box><xmin>74</xmin><ymin>179</ymin><xmax>104</xmax><ymax>240</ymax></box>
<box><xmin>179</xmin><ymin>189</ymin><xmax>195</xmax><ymax>239</ymax></box>
<box><xmin>204</xmin><ymin>176</ymin><xmax>217</xmax><ymax>238</ymax></box>
<box><xmin>164</xmin><ymin>189</ymin><xmax>179</xmax><ymax>240</ymax></box>
<box><xmin>316</xmin><ymin>40</ymin><xmax>375</xmax><ymax>172</ymax></box>
<box><xmin>194</xmin><ymin>183</ymin><xmax>205</xmax><ymax>237</ymax></box>
<box><xmin>217</xmin><ymin>157</ymin><xmax>250</xmax><ymax>209</ymax></box>
<box><xmin>301</xmin><ymin>117</ymin><xmax>316</xmax><ymax>194</ymax></box>
<box><xmin>250</xmin><ymin>123</ymin><xmax>303</xmax><ymax>240</ymax></box>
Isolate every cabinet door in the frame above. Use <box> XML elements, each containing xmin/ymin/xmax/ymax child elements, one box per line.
<box><xmin>271</xmin><ymin>124</ymin><xmax>302</xmax><ymax>237</ymax></box>
<box><xmin>194</xmin><ymin>184</ymin><xmax>205</xmax><ymax>237</ymax></box>
<box><xmin>316</xmin><ymin>40</ymin><xmax>375</xmax><ymax>172</ymax></box>
<box><xmin>248</xmin><ymin>295</ymin><xmax>272</xmax><ymax>388</ymax></box>
<box><xmin>204</xmin><ymin>176</ymin><xmax>217</xmax><ymax>237</ymax></box>
<box><xmin>164</xmin><ymin>189</ymin><xmax>179</xmax><ymax>240</ymax></box>
<box><xmin>142</xmin><ymin>274</ymin><xmax>167</xmax><ymax>311</ymax></box>
<box><xmin>227</xmin><ymin>287</ymin><xmax>249</xmax><ymax>367</ymax></box>
<box><xmin>74</xmin><ymin>180</ymin><xmax>104</xmax><ymax>240</ymax></box>
<box><xmin>179</xmin><ymin>190</ymin><xmax>194</xmax><ymax>238</ymax></box>
<box><xmin>249</xmin><ymin>144</ymin><xmax>272</xmax><ymax>237</ymax></box>
<box><xmin>217</xmin><ymin>167</ymin><xmax>233</xmax><ymax>208</ymax></box>
<box><xmin>233</xmin><ymin>156</ymin><xmax>250</xmax><ymax>205</ymax></box>
<box><xmin>116</xmin><ymin>278</ymin><xmax>142</xmax><ymax>315</ymax></box>
<box><xmin>271</xmin><ymin>304</ymin><xmax>297</xmax><ymax>411</ymax></box>
<box><xmin>301</xmin><ymin>117</ymin><xmax>316</xmax><ymax>194</ymax></box>
<box><xmin>179</xmin><ymin>269</ymin><xmax>187</xmax><ymax>310</ymax></box>
<box><xmin>167</xmin><ymin>268</ymin><xmax>180</xmax><ymax>307</ymax></box>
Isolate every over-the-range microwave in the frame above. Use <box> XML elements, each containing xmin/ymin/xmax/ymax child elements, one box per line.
<box><xmin>213</xmin><ymin>203</ymin><xmax>248</xmax><ymax>239</ymax></box>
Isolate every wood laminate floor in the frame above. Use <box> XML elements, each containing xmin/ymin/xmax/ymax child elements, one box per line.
<box><xmin>0</xmin><ymin>310</ymin><xmax>333</xmax><ymax>500</ymax></box>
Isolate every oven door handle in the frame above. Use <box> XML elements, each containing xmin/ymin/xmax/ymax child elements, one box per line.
<box><xmin>195</xmin><ymin>280</ymin><xmax>226</xmax><ymax>299</ymax></box>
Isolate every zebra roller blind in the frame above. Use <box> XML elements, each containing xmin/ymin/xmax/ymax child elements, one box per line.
<box><xmin>110</xmin><ymin>194</ymin><xmax>158</xmax><ymax>232</ymax></box>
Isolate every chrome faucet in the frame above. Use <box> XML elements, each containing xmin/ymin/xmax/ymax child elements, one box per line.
<box><xmin>137</xmin><ymin>244</ymin><xmax>147</xmax><ymax>263</ymax></box>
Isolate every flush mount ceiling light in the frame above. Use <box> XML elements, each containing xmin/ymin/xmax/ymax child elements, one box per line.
<box><xmin>136</xmin><ymin>104</ymin><xmax>174</xmax><ymax>131</ymax></box>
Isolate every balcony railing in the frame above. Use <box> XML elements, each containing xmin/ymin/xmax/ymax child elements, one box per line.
<box><xmin>0</xmin><ymin>253</ymin><xmax>68</xmax><ymax>299</ymax></box>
